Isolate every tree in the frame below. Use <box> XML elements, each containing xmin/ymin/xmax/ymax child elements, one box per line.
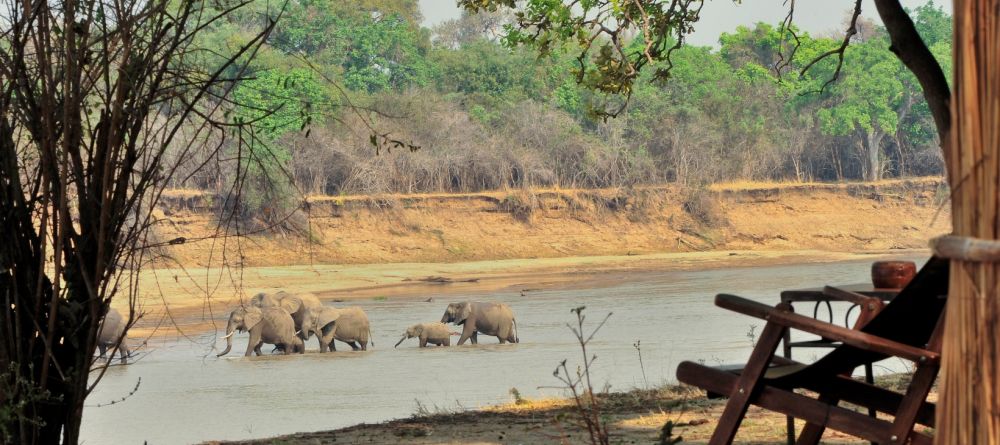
<box><xmin>0</xmin><ymin>0</ymin><xmax>277</xmax><ymax>442</ymax></box>
<box><xmin>814</xmin><ymin>35</ymin><xmax>910</xmax><ymax>181</ymax></box>
<box><xmin>272</xmin><ymin>0</ymin><xmax>431</xmax><ymax>92</ymax></box>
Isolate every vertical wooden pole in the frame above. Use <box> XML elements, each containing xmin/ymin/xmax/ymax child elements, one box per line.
<box><xmin>935</xmin><ymin>1</ymin><xmax>1000</xmax><ymax>443</ymax></box>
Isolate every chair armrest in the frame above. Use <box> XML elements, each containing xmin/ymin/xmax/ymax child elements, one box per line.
<box><xmin>715</xmin><ymin>294</ymin><xmax>938</xmax><ymax>364</ymax></box>
<box><xmin>822</xmin><ymin>286</ymin><xmax>880</xmax><ymax>305</ymax></box>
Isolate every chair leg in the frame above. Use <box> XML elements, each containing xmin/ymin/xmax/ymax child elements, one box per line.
<box><xmin>864</xmin><ymin>363</ymin><xmax>879</xmax><ymax>445</ymax></box>
<box><xmin>887</xmin><ymin>363</ymin><xmax>939</xmax><ymax>444</ymax></box>
<box><xmin>783</xmin><ymin>328</ymin><xmax>794</xmax><ymax>445</ymax></box>
<box><xmin>795</xmin><ymin>395</ymin><xmax>838</xmax><ymax>445</ymax></box>
<box><xmin>709</xmin><ymin>322</ymin><xmax>786</xmax><ymax>445</ymax></box>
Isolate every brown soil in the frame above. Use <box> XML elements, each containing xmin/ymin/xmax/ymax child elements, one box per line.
<box><xmin>156</xmin><ymin>178</ymin><xmax>949</xmax><ymax>267</ymax></box>
<box><xmin>204</xmin><ymin>374</ymin><xmax>928</xmax><ymax>445</ymax></box>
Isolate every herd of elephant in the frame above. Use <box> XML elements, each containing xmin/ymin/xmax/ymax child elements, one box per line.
<box><xmin>97</xmin><ymin>292</ymin><xmax>521</xmax><ymax>362</ymax></box>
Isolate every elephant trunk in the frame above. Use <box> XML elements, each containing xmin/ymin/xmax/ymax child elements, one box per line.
<box><xmin>394</xmin><ymin>335</ymin><xmax>408</xmax><ymax>348</ymax></box>
<box><xmin>217</xmin><ymin>318</ymin><xmax>235</xmax><ymax>357</ymax></box>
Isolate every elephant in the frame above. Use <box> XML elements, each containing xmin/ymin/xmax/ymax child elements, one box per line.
<box><xmin>96</xmin><ymin>308</ymin><xmax>130</xmax><ymax>363</ymax></box>
<box><xmin>249</xmin><ymin>292</ymin><xmax>282</xmax><ymax>308</ymax></box>
<box><xmin>394</xmin><ymin>322</ymin><xmax>458</xmax><ymax>348</ymax></box>
<box><xmin>218</xmin><ymin>306</ymin><xmax>304</xmax><ymax>357</ymax></box>
<box><xmin>441</xmin><ymin>302</ymin><xmax>519</xmax><ymax>345</ymax></box>
<box><xmin>250</xmin><ymin>291</ymin><xmax>322</xmax><ymax>342</ymax></box>
<box><xmin>307</xmin><ymin>306</ymin><xmax>373</xmax><ymax>352</ymax></box>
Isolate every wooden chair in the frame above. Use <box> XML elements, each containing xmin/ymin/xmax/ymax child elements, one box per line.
<box><xmin>676</xmin><ymin>257</ymin><xmax>948</xmax><ymax>445</ymax></box>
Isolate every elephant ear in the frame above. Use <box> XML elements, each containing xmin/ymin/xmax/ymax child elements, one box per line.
<box><xmin>279</xmin><ymin>295</ymin><xmax>302</xmax><ymax>314</ymax></box>
<box><xmin>243</xmin><ymin>308</ymin><xmax>264</xmax><ymax>331</ymax></box>
<box><xmin>316</xmin><ymin>307</ymin><xmax>342</xmax><ymax>330</ymax></box>
<box><xmin>456</xmin><ymin>303</ymin><xmax>472</xmax><ymax>324</ymax></box>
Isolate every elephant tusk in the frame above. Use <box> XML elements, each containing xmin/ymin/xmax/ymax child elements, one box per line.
<box><xmin>221</xmin><ymin>331</ymin><xmax>235</xmax><ymax>339</ymax></box>
<box><xmin>295</xmin><ymin>330</ymin><xmax>301</xmax><ymax>335</ymax></box>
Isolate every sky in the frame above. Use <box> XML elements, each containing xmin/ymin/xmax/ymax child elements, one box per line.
<box><xmin>418</xmin><ymin>0</ymin><xmax>951</xmax><ymax>47</ymax></box>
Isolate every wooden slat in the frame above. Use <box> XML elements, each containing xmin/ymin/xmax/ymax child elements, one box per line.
<box><xmin>803</xmin><ymin>374</ymin><xmax>936</xmax><ymax>427</ymax></box>
<box><xmin>715</xmin><ymin>294</ymin><xmax>939</xmax><ymax>364</ymax></box>
<box><xmin>822</xmin><ymin>286</ymin><xmax>877</xmax><ymax>305</ymax></box>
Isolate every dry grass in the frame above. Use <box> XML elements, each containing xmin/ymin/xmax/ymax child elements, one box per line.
<box><xmin>709</xmin><ymin>176</ymin><xmax>943</xmax><ymax>192</ymax></box>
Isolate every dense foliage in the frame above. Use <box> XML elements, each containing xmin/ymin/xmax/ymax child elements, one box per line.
<box><xmin>172</xmin><ymin>0</ymin><xmax>952</xmax><ymax>201</ymax></box>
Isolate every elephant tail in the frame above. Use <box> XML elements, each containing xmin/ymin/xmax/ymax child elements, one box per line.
<box><xmin>513</xmin><ymin>317</ymin><xmax>519</xmax><ymax>343</ymax></box>
<box><xmin>368</xmin><ymin>327</ymin><xmax>374</xmax><ymax>349</ymax></box>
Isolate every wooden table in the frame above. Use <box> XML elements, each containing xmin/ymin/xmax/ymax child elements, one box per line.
<box><xmin>778</xmin><ymin>283</ymin><xmax>901</xmax><ymax>445</ymax></box>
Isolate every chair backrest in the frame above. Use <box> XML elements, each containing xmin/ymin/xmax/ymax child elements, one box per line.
<box><xmin>799</xmin><ymin>257</ymin><xmax>950</xmax><ymax>377</ymax></box>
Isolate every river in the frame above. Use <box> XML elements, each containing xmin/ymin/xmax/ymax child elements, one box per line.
<box><xmin>81</xmin><ymin>256</ymin><xmax>920</xmax><ymax>444</ymax></box>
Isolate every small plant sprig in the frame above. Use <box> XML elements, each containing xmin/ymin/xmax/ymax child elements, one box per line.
<box><xmin>634</xmin><ymin>339</ymin><xmax>648</xmax><ymax>389</ymax></box>
<box><xmin>551</xmin><ymin>306</ymin><xmax>612</xmax><ymax>445</ymax></box>
<box><xmin>510</xmin><ymin>387</ymin><xmax>527</xmax><ymax>405</ymax></box>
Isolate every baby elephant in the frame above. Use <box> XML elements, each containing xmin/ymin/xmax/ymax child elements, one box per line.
<box><xmin>394</xmin><ymin>322</ymin><xmax>458</xmax><ymax>348</ymax></box>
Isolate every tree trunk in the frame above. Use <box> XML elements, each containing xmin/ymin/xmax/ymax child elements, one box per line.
<box><xmin>857</xmin><ymin>125</ymin><xmax>884</xmax><ymax>182</ymax></box>
<box><xmin>934</xmin><ymin>1</ymin><xmax>1000</xmax><ymax>443</ymax></box>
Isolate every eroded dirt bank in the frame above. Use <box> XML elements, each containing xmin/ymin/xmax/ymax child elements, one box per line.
<box><xmin>156</xmin><ymin>178</ymin><xmax>949</xmax><ymax>268</ymax></box>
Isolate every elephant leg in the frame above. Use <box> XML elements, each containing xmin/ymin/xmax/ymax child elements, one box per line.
<box><xmin>498</xmin><ymin>336</ymin><xmax>507</xmax><ymax>344</ymax></box>
<box><xmin>348</xmin><ymin>341</ymin><xmax>361</xmax><ymax>351</ymax></box>
<box><xmin>457</xmin><ymin>324</ymin><xmax>475</xmax><ymax>345</ymax></box>
<box><xmin>471</xmin><ymin>331</ymin><xmax>478</xmax><ymax>344</ymax></box>
<box><xmin>98</xmin><ymin>344</ymin><xmax>108</xmax><ymax>359</ymax></box>
<box><xmin>419</xmin><ymin>337</ymin><xmax>427</xmax><ymax>348</ymax></box>
<box><xmin>246</xmin><ymin>329</ymin><xmax>262</xmax><ymax>357</ymax></box>
<box><xmin>119</xmin><ymin>345</ymin><xmax>129</xmax><ymax>364</ymax></box>
<box><xmin>443</xmin><ymin>337</ymin><xmax>450</xmax><ymax>346</ymax></box>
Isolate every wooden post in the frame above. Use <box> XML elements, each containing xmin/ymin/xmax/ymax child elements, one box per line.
<box><xmin>934</xmin><ymin>1</ymin><xmax>1000</xmax><ymax>443</ymax></box>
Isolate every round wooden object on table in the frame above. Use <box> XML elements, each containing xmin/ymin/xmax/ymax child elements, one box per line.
<box><xmin>871</xmin><ymin>261</ymin><xmax>917</xmax><ymax>289</ymax></box>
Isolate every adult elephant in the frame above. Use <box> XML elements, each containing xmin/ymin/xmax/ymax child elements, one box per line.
<box><xmin>308</xmin><ymin>306</ymin><xmax>373</xmax><ymax>352</ymax></box>
<box><xmin>97</xmin><ymin>307</ymin><xmax>130</xmax><ymax>363</ymax></box>
<box><xmin>218</xmin><ymin>306</ymin><xmax>304</xmax><ymax>357</ymax></box>
<box><xmin>250</xmin><ymin>291</ymin><xmax>322</xmax><ymax>342</ymax></box>
<box><xmin>394</xmin><ymin>322</ymin><xmax>456</xmax><ymax>348</ymax></box>
<box><xmin>249</xmin><ymin>291</ymin><xmax>282</xmax><ymax>308</ymax></box>
<box><xmin>441</xmin><ymin>302</ymin><xmax>519</xmax><ymax>345</ymax></box>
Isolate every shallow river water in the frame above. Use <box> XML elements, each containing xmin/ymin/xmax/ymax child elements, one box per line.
<box><xmin>81</xmin><ymin>256</ymin><xmax>920</xmax><ymax>444</ymax></box>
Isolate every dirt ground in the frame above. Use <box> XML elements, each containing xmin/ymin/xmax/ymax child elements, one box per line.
<box><xmin>204</xmin><ymin>374</ymin><xmax>927</xmax><ymax>445</ymax></box>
